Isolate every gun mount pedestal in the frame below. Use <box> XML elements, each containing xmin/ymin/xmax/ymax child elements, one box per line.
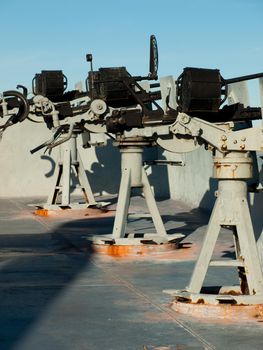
<box><xmin>91</xmin><ymin>138</ymin><xmax>183</xmax><ymax>256</ymax></box>
<box><xmin>165</xmin><ymin>151</ymin><xmax>263</xmax><ymax>320</ymax></box>
<box><xmin>34</xmin><ymin>130</ymin><xmax>103</xmax><ymax>216</ymax></box>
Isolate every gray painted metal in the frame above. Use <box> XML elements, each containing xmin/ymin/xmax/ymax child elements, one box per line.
<box><xmin>158</xmin><ymin>76</ymin><xmax>263</xmax><ymax>303</ymax></box>
<box><xmin>166</xmin><ymin>151</ymin><xmax>263</xmax><ymax>303</ymax></box>
<box><xmin>39</xmin><ymin>131</ymin><xmax>97</xmax><ymax>209</ymax></box>
<box><xmin>92</xmin><ymin>140</ymin><xmax>184</xmax><ymax>245</ymax></box>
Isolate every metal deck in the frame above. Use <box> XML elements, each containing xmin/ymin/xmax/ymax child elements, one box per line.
<box><xmin>0</xmin><ymin>196</ymin><xmax>262</xmax><ymax>350</ymax></box>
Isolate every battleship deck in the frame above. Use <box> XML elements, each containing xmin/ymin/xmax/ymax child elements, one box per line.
<box><xmin>0</xmin><ymin>196</ymin><xmax>262</xmax><ymax>350</ymax></box>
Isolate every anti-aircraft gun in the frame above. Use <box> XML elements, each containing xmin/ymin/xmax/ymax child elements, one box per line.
<box><xmin>154</xmin><ymin>66</ymin><xmax>263</xmax><ymax>314</ymax></box>
<box><xmin>25</xmin><ymin>35</ymin><xmax>184</xmax><ymax>249</ymax></box>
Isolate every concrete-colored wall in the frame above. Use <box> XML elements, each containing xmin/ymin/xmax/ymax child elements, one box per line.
<box><xmin>166</xmin><ymin>146</ymin><xmax>215</xmax><ymax>211</ymax></box>
<box><xmin>0</xmin><ymin>121</ymin><xmax>172</xmax><ymax>200</ymax></box>
<box><xmin>0</xmin><ymin>120</ymin><xmax>56</xmax><ymax>198</ymax></box>
<box><xmin>0</xmin><ymin>121</ymin><xmax>177</xmax><ymax>199</ymax></box>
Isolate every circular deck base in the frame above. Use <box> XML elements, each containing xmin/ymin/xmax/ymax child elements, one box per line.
<box><xmin>171</xmin><ymin>298</ymin><xmax>263</xmax><ymax>322</ymax></box>
<box><xmin>92</xmin><ymin>241</ymin><xmax>178</xmax><ymax>257</ymax></box>
<box><xmin>34</xmin><ymin>207</ymin><xmax>114</xmax><ymax>219</ymax></box>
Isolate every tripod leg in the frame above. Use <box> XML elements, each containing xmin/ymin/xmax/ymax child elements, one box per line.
<box><xmin>76</xmin><ymin>150</ymin><xmax>97</xmax><ymax>206</ymax></box>
<box><xmin>61</xmin><ymin>146</ymin><xmax>71</xmax><ymax>206</ymax></box>
<box><xmin>141</xmin><ymin>167</ymin><xmax>167</xmax><ymax>237</ymax></box>
<box><xmin>235</xmin><ymin>199</ymin><xmax>263</xmax><ymax>294</ymax></box>
<box><xmin>46</xmin><ymin>163</ymin><xmax>63</xmax><ymax>205</ymax></box>
<box><xmin>112</xmin><ymin>168</ymin><xmax>131</xmax><ymax>239</ymax></box>
<box><xmin>188</xmin><ymin>199</ymin><xmax>221</xmax><ymax>293</ymax></box>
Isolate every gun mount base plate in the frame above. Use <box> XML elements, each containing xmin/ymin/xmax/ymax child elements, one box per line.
<box><xmin>89</xmin><ymin>233</ymin><xmax>184</xmax><ymax>257</ymax></box>
<box><xmin>163</xmin><ymin>288</ymin><xmax>263</xmax><ymax>322</ymax></box>
<box><xmin>33</xmin><ymin>203</ymin><xmax>113</xmax><ymax>218</ymax></box>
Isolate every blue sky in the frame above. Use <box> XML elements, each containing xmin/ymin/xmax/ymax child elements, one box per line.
<box><xmin>0</xmin><ymin>0</ymin><xmax>262</xmax><ymax>104</ymax></box>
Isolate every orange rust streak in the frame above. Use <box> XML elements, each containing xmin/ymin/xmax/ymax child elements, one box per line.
<box><xmin>34</xmin><ymin>208</ymin><xmax>115</xmax><ymax>219</ymax></box>
<box><xmin>93</xmin><ymin>243</ymin><xmax>178</xmax><ymax>258</ymax></box>
<box><xmin>35</xmin><ymin>209</ymin><xmax>49</xmax><ymax>217</ymax></box>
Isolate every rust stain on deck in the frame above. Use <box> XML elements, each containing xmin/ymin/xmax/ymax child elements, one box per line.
<box><xmin>93</xmin><ymin>242</ymin><xmax>178</xmax><ymax>258</ymax></box>
<box><xmin>171</xmin><ymin>300</ymin><xmax>263</xmax><ymax>323</ymax></box>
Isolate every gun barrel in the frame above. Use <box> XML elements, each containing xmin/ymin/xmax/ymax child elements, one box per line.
<box><xmin>226</xmin><ymin>72</ymin><xmax>263</xmax><ymax>85</ymax></box>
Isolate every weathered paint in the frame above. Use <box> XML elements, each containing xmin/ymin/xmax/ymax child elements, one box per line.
<box><xmin>171</xmin><ymin>300</ymin><xmax>263</xmax><ymax>322</ymax></box>
<box><xmin>92</xmin><ymin>242</ymin><xmax>178</xmax><ymax>258</ymax></box>
<box><xmin>34</xmin><ymin>207</ymin><xmax>114</xmax><ymax>218</ymax></box>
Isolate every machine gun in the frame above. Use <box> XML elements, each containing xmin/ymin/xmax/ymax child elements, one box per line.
<box><xmin>85</xmin><ymin>34</ymin><xmax>168</xmax><ymax>132</ymax></box>
<box><xmin>176</xmin><ymin>67</ymin><xmax>262</xmax><ymax>123</ymax></box>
